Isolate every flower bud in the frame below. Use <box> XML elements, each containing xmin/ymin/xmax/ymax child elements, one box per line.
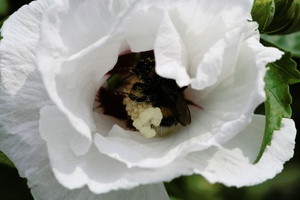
<box><xmin>254</xmin><ymin>0</ymin><xmax>300</xmax><ymax>34</ymax></box>
<box><xmin>251</xmin><ymin>0</ymin><xmax>275</xmax><ymax>31</ymax></box>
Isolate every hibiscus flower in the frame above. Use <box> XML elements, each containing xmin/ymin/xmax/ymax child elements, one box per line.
<box><xmin>0</xmin><ymin>0</ymin><xmax>296</xmax><ymax>199</ymax></box>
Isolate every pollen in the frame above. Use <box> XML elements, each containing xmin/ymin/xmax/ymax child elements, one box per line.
<box><xmin>123</xmin><ymin>94</ymin><xmax>151</xmax><ymax>121</ymax></box>
<box><xmin>123</xmin><ymin>79</ymin><xmax>163</xmax><ymax>138</ymax></box>
<box><xmin>132</xmin><ymin>107</ymin><xmax>163</xmax><ymax>138</ymax></box>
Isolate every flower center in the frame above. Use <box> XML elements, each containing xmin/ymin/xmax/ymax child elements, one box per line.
<box><xmin>97</xmin><ymin>51</ymin><xmax>191</xmax><ymax>138</ymax></box>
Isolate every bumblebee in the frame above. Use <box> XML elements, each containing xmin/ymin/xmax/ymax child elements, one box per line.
<box><xmin>98</xmin><ymin>52</ymin><xmax>191</xmax><ymax>137</ymax></box>
<box><xmin>127</xmin><ymin>57</ymin><xmax>191</xmax><ymax>129</ymax></box>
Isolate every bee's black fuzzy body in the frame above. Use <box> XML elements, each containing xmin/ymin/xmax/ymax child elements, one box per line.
<box><xmin>129</xmin><ymin>57</ymin><xmax>191</xmax><ymax>127</ymax></box>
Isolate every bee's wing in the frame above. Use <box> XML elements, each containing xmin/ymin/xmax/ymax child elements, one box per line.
<box><xmin>174</xmin><ymin>92</ymin><xmax>191</xmax><ymax>126</ymax></box>
<box><xmin>161</xmin><ymin>86</ymin><xmax>191</xmax><ymax>126</ymax></box>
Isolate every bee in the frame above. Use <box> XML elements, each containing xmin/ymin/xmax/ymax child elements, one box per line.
<box><xmin>98</xmin><ymin>52</ymin><xmax>191</xmax><ymax>136</ymax></box>
<box><xmin>127</xmin><ymin>57</ymin><xmax>191</xmax><ymax>128</ymax></box>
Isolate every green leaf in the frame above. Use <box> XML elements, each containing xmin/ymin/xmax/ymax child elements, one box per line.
<box><xmin>254</xmin><ymin>40</ymin><xmax>300</xmax><ymax>163</ymax></box>
<box><xmin>0</xmin><ymin>151</ymin><xmax>15</xmax><ymax>168</ymax></box>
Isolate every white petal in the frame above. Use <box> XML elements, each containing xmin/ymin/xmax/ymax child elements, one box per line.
<box><xmin>0</xmin><ymin>0</ymin><xmax>53</xmax><ymax>95</ymax></box>
<box><xmin>184</xmin><ymin>115</ymin><xmax>296</xmax><ymax>187</ymax></box>
<box><xmin>177</xmin><ymin>0</ymin><xmax>253</xmax><ymax>89</ymax></box>
<box><xmin>122</xmin><ymin>2</ymin><xmax>163</xmax><ymax>52</ymax></box>
<box><xmin>154</xmin><ymin>11</ymin><xmax>189</xmax><ymax>87</ymax></box>
<box><xmin>37</xmin><ymin>0</ymin><xmax>129</xmax><ymax>155</ymax></box>
<box><xmin>40</xmin><ymin>105</ymin><xmax>175</xmax><ymax>194</ymax></box>
<box><xmin>0</xmin><ymin>117</ymin><xmax>168</xmax><ymax>200</ymax></box>
<box><xmin>49</xmin><ymin>0</ymin><xmax>132</xmax><ymax>55</ymax></box>
<box><xmin>0</xmin><ymin>0</ymin><xmax>53</xmax><ymax>138</ymax></box>
<box><xmin>32</xmin><ymin>180</ymin><xmax>169</xmax><ymax>200</ymax></box>
<box><xmin>40</xmin><ymin>105</ymin><xmax>202</xmax><ymax>194</ymax></box>
<box><xmin>187</xmin><ymin>30</ymin><xmax>283</xmax><ymax>147</ymax></box>
<box><xmin>0</xmin><ymin>123</ymin><xmax>169</xmax><ymax>200</ymax></box>
<box><xmin>189</xmin><ymin>27</ymin><xmax>245</xmax><ymax>90</ymax></box>
<box><xmin>181</xmin><ymin>0</ymin><xmax>252</xmax><ymax>58</ymax></box>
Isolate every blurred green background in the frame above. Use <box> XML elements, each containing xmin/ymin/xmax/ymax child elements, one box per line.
<box><xmin>0</xmin><ymin>0</ymin><xmax>300</xmax><ymax>199</ymax></box>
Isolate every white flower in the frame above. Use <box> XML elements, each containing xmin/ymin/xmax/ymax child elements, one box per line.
<box><xmin>0</xmin><ymin>0</ymin><xmax>296</xmax><ymax>199</ymax></box>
